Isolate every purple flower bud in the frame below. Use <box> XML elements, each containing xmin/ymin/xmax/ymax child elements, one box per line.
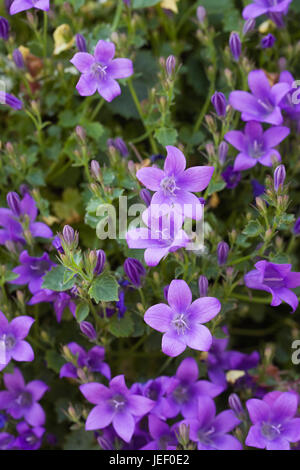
<box><xmin>274</xmin><ymin>164</ymin><xmax>286</xmax><ymax>192</ymax></box>
<box><xmin>199</xmin><ymin>197</ymin><xmax>207</xmax><ymax>206</ymax></box>
<box><xmin>75</xmin><ymin>33</ymin><xmax>87</xmax><ymax>52</ymax></box>
<box><xmin>0</xmin><ymin>92</ymin><xmax>22</xmax><ymax>110</ymax></box>
<box><xmin>261</xmin><ymin>33</ymin><xmax>276</xmax><ymax>49</ymax></box>
<box><xmin>218</xmin><ymin>141</ymin><xmax>228</xmax><ymax>165</ymax></box>
<box><xmin>139</xmin><ymin>189</ymin><xmax>152</xmax><ymax>207</ymax></box>
<box><xmin>150</xmin><ymin>154</ymin><xmax>165</xmax><ymax>163</ymax></box>
<box><xmin>294</xmin><ymin>217</ymin><xmax>300</xmax><ymax>236</ymax></box>
<box><xmin>94</xmin><ymin>249</ymin><xmax>106</xmax><ymax>275</ymax></box>
<box><xmin>7</xmin><ymin>191</ymin><xmax>21</xmax><ymax>216</ymax></box>
<box><xmin>114</xmin><ymin>137</ymin><xmax>129</xmax><ymax>157</ymax></box>
<box><xmin>217</xmin><ymin>241</ymin><xmax>229</xmax><ymax>265</ymax></box>
<box><xmin>12</xmin><ymin>49</ymin><xmax>24</xmax><ymax>69</ymax></box>
<box><xmin>229</xmin><ymin>32</ymin><xmax>242</xmax><ymax>61</ymax></box>
<box><xmin>196</xmin><ymin>6</ymin><xmax>206</xmax><ymax>23</ymax></box>
<box><xmin>228</xmin><ymin>393</ymin><xmax>244</xmax><ymax>418</ymax></box>
<box><xmin>90</xmin><ymin>160</ymin><xmax>101</xmax><ymax>180</ymax></box>
<box><xmin>0</xmin><ymin>16</ymin><xmax>10</xmax><ymax>40</ymax></box>
<box><xmin>80</xmin><ymin>321</ymin><xmax>97</xmax><ymax>341</ymax></box>
<box><xmin>198</xmin><ymin>275</ymin><xmax>208</xmax><ymax>297</ymax></box>
<box><xmin>165</xmin><ymin>55</ymin><xmax>176</xmax><ymax>77</ymax></box>
<box><xmin>211</xmin><ymin>91</ymin><xmax>227</xmax><ymax>117</ymax></box>
<box><xmin>52</xmin><ymin>235</ymin><xmax>64</xmax><ymax>254</ymax></box>
<box><xmin>163</xmin><ymin>284</ymin><xmax>169</xmax><ymax>301</ymax></box>
<box><xmin>62</xmin><ymin>225</ymin><xmax>76</xmax><ymax>246</ymax></box>
<box><xmin>243</xmin><ymin>18</ymin><xmax>255</xmax><ymax>35</ymax></box>
<box><xmin>75</xmin><ymin>125</ymin><xmax>86</xmax><ymax>142</ymax></box>
<box><xmin>124</xmin><ymin>258</ymin><xmax>146</xmax><ymax>287</ymax></box>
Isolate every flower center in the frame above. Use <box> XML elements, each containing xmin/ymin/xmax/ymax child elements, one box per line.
<box><xmin>257</xmin><ymin>98</ymin><xmax>274</xmax><ymax>113</ymax></box>
<box><xmin>173</xmin><ymin>384</ymin><xmax>189</xmax><ymax>404</ymax></box>
<box><xmin>172</xmin><ymin>313</ymin><xmax>189</xmax><ymax>335</ymax></box>
<box><xmin>30</xmin><ymin>260</ymin><xmax>51</xmax><ymax>276</ymax></box>
<box><xmin>16</xmin><ymin>391</ymin><xmax>33</xmax><ymax>408</ymax></box>
<box><xmin>1</xmin><ymin>334</ymin><xmax>16</xmax><ymax>351</ymax></box>
<box><xmin>251</xmin><ymin>139</ymin><xmax>264</xmax><ymax>159</ymax></box>
<box><xmin>198</xmin><ymin>426</ymin><xmax>215</xmax><ymax>445</ymax></box>
<box><xmin>110</xmin><ymin>394</ymin><xmax>126</xmax><ymax>412</ymax></box>
<box><xmin>92</xmin><ymin>62</ymin><xmax>108</xmax><ymax>80</ymax></box>
<box><xmin>261</xmin><ymin>422</ymin><xmax>282</xmax><ymax>441</ymax></box>
<box><xmin>158</xmin><ymin>434</ymin><xmax>171</xmax><ymax>450</ymax></box>
<box><xmin>160</xmin><ymin>176</ymin><xmax>178</xmax><ymax>196</ymax></box>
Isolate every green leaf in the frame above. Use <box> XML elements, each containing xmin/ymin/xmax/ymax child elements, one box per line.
<box><xmin>207</xmin><ymin>179</ymin><xmax>226</xmax><ymax>196</ymax></box>
<box><xmin>243</xmin><ymin>220</ymin><xmax>263</xmax><ymax>238</ymax></box>
<box><xmin>108</xmin><ymin>312</ymin><xmax>134</xmax><ymax>338</ymax></box>
<box><xmin>154</xmin><ymin>127</ymin><xmax>178</xmax><ymax>146</ymax></box>
<box><xmin>75</xmin><ymin>303</ymin><xmax>90</xmax><ymax>322</ymax></box>
<box><xmin>88</xmin><ymin>273</ymin><xmax>119</xmax><ymax>303</ymax></box>
<box><xmin>42</xmin><ymin>266</ymin><xmax>76</xmax><ymax>292</ymax></box>
<box><xmin>133</xmin><ymin>0</ymin><xmax>160</xmax><ymax>8</ymax></box>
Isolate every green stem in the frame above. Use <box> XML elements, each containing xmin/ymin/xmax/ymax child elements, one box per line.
<box><xmin>112</xmin><ymin>0</ymin><xmax>123</xmax><ymax>32</ymax></box>
<box><xmin>230</xmin><ymin>255</ymin><xmax>253</xmax><ymax>266</ymax></box>
<box><xmin>230</xmin><ymin>293</ymin><xmax>273</xmax><ymax>304</ymax></box>
<box><xmin>90</xmin><ymin>97</ymin><xmax>105</xmax><ymax>121</ymax></box>
<box><xmin>43</xmin><ymin>11</ymin><xmax>48</xmax><ymax>60</ymax></box>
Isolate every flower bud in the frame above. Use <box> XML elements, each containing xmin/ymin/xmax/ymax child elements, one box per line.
<box><xmin>243</xmin><ymin>18</ymin><xmax>255</xmax><ymax>35</ymax></box>
<box><xmin>211</xmin><ymin>91</ymin><xmax>227</xmax><ymax>117</ymax></box>
<box><xmin>62</xmin><ymin>225</ymin><xmax>78</xmax><ymax>249</ymax></box>
<box><xmin>261</xmin><ymin>33</ymin><xmax>276</xmax><ymax>49</ymax></box>
<box><xmin>124</xmin><ymin>258</ymin><xmax>146</xmax><ymax>287</ymax></box>
<box><xmin>139</xmin><ymin>189</ymin><xmax>152</xmax><ymax>207</ymax></box>
<box><xmin>165</xmin><ymin>55</ymin><xmax>176</xmax><ymax>77</ymax></box>
<box><xmin>75</xmin><ymin>125</ymin><xmax>86</xmax><ymax>142</ymax></box>
<box><xmin>12</xmin><ymin>49</ymin><xmax>25</xmax><ymax>69</ymax></box>
<box><xmin>196</xmin><ymin>6</ymin><xmax>206</xmax><ymax>24</ymax></box>
<box><xmin>7</xmin><ymin>191</ymin><xmax>21</xmax><ymax>216</ymax></box>
<box><xmin>218</xmin><ymin>141</ymin><xmax>228</xmax><ymax>165</ymax></box>
<box><xmin>75</xmin><ymin>33</ymin><xmax>87</xmax><ymax>52</ymax></box>
<box><xmin>80</xmin><ymin>321</ymin><xmax>97</xmax><ymax>341</ymax></box>
<box><xmin>228</xmin><ymin>393</ymin><xmax>245</xmax><ymax>419</ymax></box>
<box><xmin>274</xmin><ymin>164</ymin><xmax>286</xmax><ymax>192</ymax></box>
<box><xmin>229</xmin><ymin>32</ymin><xmax>242</xmax><ymax>61</ymax></box>
<box><xmin>163</xmin><ymin>284</ymin><xmax>169</xmax><ymax>301</ymax></box>
<box><xmin>217</xmin><ymin>241</ymin><xmax>229</xmax><ymax>265</ymax></box>
<box><xmin>0</xmin><ymin>16</ymin><xmax>10</xmax><ymax>41</ymax></box>
<box><xmin>294</xmin><ymin>217</ymin><xmax>300</xmax><ymax>236</ymax></box>
<box><xmin>94</xmin><ymin>249</ymin><xmax>106</xmax><ymax>275</ymax></box>
<box><xmin>90</xmin><ymin>159</ymin><xmax>102</xmax><ymax>182</ymax></box>
<box><xmin>198</xmin><ymin>275</ymin><xmax>208</xmax><ymax>297</ymax></box>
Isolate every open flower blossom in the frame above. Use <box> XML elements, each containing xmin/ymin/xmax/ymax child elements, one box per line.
<box><xmin>229</xmin><ymin>70</ymin><xmax>290</xmax><ymax>125</ymax></box>
<box><xmin>243</xmin><ymin>0</ymin><xmax>292</xmax><ymax>20</ymax></box>
<box><xmin>162</xmin><ymin>357</ymin><xmax>223</xmax><ymax>418</ymax></box>
<box><xmin>246</xmin><ymin>391</ymin><xmax>300</xmax><ymax>450</ymax></box>
<box><xmin>80</xmin><ymin>375</ymin><xmax>154</xmax><ymax>442</ymax></box>
<box><xmin>70</xmin><ymin>40</ymin><xmax>133</xmax><ymax>101</ymax></box>
<box><xmin>60</xmin><ymin>342</ymin><xmax>111</xmax><ymax>380</ymax></box>
<box><xmin>140</xmin><ymin>415</ymin><xmax>177</xmax><ymax>450</ymax></box>
<box><xmin>244</xmin><ymin>261</ymin><xmax>300</xmax><ymax>313</ymax></box>
<box><xmin>126</xmin><ymin>210</ymin><xmax>190</xmax><ymax>267</ymax></box>
<box><xmin>144</xmin><ymin>280</ymin><xmax>221</xmax><ymax>357</ymax></box>
<box><xmin>28</xmin><ymin>289</ymin><xmax>76</xmax><ymax>323</ymax></box>
<box><xmin>181</xmin><ymin>396</ymin><xmax>242</xmax><ymax>450</ymax></box>
<box><xmin>225</xmin><ymin>121</ymin><xmax>290</xmax><ymax>171</ymax></box>
<box><xmin>136</xmin><ymin>146</ymin><xmax>214</xmax><ymax>219</ymax></box>
<box><xmin>0</xmin><ymin>368</ymin><xmax>48</xmax><ymax>426</ymax></box>
<box><xmin>9</xmin><ymin>0</ymin><xmax>50</xmax><ymax>15</ymax></box>
<box><xmin>0</xmin><ymin>312</ymin><xmax>34</xmax><ymax>371</ymax></box>
<box><xmin>15</xmin><ymin>421</ymin><xmax>45</xmax><ymax>450</ymax></box>
<box><xmin>11</xmin><ymin>250</ymin><xmax>55</xmax><ymax>294</ymax></box>
<box><xmin>0</xmin><ymin>192</ymin><xmax>53</xmax><ymax>246</ymax></box>
<box><xmin>279</xmin><ymin>70</ymin><xmax>300</xmax><ymax>121</ymax></box>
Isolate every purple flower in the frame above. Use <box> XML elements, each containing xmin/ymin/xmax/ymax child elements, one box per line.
<box><xmin>243</xmin><ymin>18</ymin><xmax>256</xmax><ymax>35</ymax></box>
<box><xmin>60</xmin><ymin>342</ymin><xmax>111</xmax><ymax>380</ymax></box>
<box><xmin>222</xmin><ymin>165</ymin><xmax>241</xmax><ymax>189</ymax></box>
<box><xmin>246</xmin><ymin>391</ymin><xmax>300</xmax><ymax>450</ymax></box>
<box><xmin>196</xmin><ymin>6</ymin><xmax>206</xmax><ymax>23</ymax></box>
<box><xmin>144</xmin><ymin>280</ymin><xmax>221</xmax><ymax>357</ymax></box>
<box><xmin>261</xmin><ymin>33</ymin><xmax>276</xmax><ymax>49</ymax></box>
<box><xmin>218</xmin><ymin>141</ymin><xmax>228</xmax><ymax>165</ymax></box>
<box><xmin>229</xmin><ymin>70</ymin><xmax>290</xmax><ymax>125</ymax></box>
<box><xmin>294</xmin><ymin>217</ymin><xmax>300</xmax><ymax>236</ymax></box>
<box><xmin>217</xmin><ymin>241</ymin><xmax>229</xmax><ymax>266</ymax></box>
<box><xmin>183</xmin><ymin>396</ymin><xmax>242</xmax><ymax>450</ymax></box>
<box><xmin>251</xmin><ymin>179</ymin><xmax>265</xmax><ymax>198</ymax></box>
<box><xmin>0</xmin><ymin>16</ymin><xmax>10</xmax><ymax>40</ymax></box>
<box><xmin>0</xmin><ymin>91</ymin><xmax>22</xmax><ymax>110</ymax></box>
<box><xmin>162</xmin><ymin>357</ymin><xmax>223</xmax><ymax>418</ymax></box>
<box><xmin>134</xmin><ymin>376</ymin><xmax>171</xmax><ymax>418</ymax></box>
<box><xmin>108</xmin><ymin>137</ymin><xmax>129</xmax><ymax>157</ymax></box>
<box><xmin>75</xmin><ymin>33</ymin><xmax>87</xmax><ymax>52</ymax></box>
<box><xmin>126</xmin><ymin>211</ymin><xmax>190</xmax><ymax>267</ymax></box>
<box><xmin>207</xmin><ymin>334</ymin><xmax>260</xmax><ymax>389</ymax></box>
<box><xmin>0</xmin><ymin>192</ymin><xmax>53</xmax><ymax>246</ymax></box>
<box><xmin>244</xmin><ymin>261</ymin><xmax>300</xmax><ymax>312</ymax></box>
<box><xmin>79</xmin><ymin>321</ymin><xmax>97</xmax><ymax>341</ymax></box>
<box><xmin>243</xmin><ymin>0</ymin><xmax>292</xmax><ymax>20</ymax></box>
<box><xmin>274</xmin><ymin>164</ymin><xmax>286</xmax><ymax>192</ymax></box>
<box><xmin>80</xmin><ymin>375</ymin><xmax>154</xmax><ymax>442</ymax></box>
<box><xmin>28</xmin><ymin>289</ymin><xmax>76</xmax><ymax>322</ymax></box>
<box><xmin>225</xmin><ymin>121</ymin><xmax>289</xmax><ymax>171</ymax></box>
<box><xmin>0</xmin><ymin>433</ymin><xmax>15</xmax><ymax>450</ymax></box>
<box><xmin>124</xmin><ymin>257</ymin><xmax>146</xmax><ymax>287</ymax></box>
<box><xmin>136</xmin><ymin>146</ymin><xmax>214</xmax><ymax>220</ymax></box>
<box><xmin>10</xmin><ymin>0</ymin><xmax>50</xmax><ymax>15</ymax></box>
<box><xmin>211</xmin><ymin>92</ymin><xmax>227</xmax><ymax>117</ymax></box>
<box><xmin>70</xmin><ymin>40</ymin><xmax>133</xmax><ymax>101</ymax></box>
<box><xmin>139</xmin><ymin>189</ymin><xmax>152</xmax><ymax>207</ymax></box>
<box><xmin>165</xmin><ymin>55</ymin><xmax>176</xmax><ymax>77</ymax></box>
<box><xmin>0</xmin><ymin>368</ymin><xmax>47</xmax><ymax>426</ymax></box>
<box><xmin>11</xmin><ymin>250</ymin><xmax>55</xmax><ymax>294</ymax></box>
<box><xmin>13</xmin><ymin>48</ymin><xmax>25</xmax><ymax>68</ymax></box>
<box><xmin>229</xmin><ymin>32</ymin><xmax>242</xmax><ymax>61</ymax></box>
<box><xmin>279</xmin><ymin>71</ymin><xmax>300</xmax><ymax>121</ymax></box>
<box><xmin>94</xmin><ymin>249</ymin><xmax>106</xmax><ymax>275</ymax></box>
<box><xmin>198</xmin><ymin>275</ymin><xmax>208</xmax><ymax>297</ymax></box>
<box><xmin>15</xmin><ymin>421</ymin><xmax>45</xmax><ymax>450</ymax></box>
<box><xmin>141</xmin><ymin>415</ymin><xmax>177</xmax><ymax>450</ymax></box>
<box><xmin>0</xmin><ymin>312</ymin><xmax>34</xmax><ymax>370</ymax></box>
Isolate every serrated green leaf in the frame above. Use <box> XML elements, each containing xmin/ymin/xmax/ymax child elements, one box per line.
<box><xmin>108</xmin><ymin>313</ymin><xmax>134</xmax><ymax>337</ymax></box>
<box><xmin>88</xmin><ymin>273</ymin><xmax>119</xmax><ymax>302</ymax></box>
<box><xmin>42</xmin><ymin>266</ymin><xmax>76</xmax><ymax>292</ymax></box>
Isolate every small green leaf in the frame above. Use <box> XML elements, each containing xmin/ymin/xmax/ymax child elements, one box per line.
<box><xmin>207</xmin><ymin>179</ymin><xmax>226</xmax><ymax>196</ymax></box>
<box><xmin>42</xmin><ymin>266</ymin><xmax>76</xmax><ymax>292</ymax></box>
<box><xmin>243</xmin><ymin>220</ymin><xmax>263</xmax><ymax>238</ymax></box>
<box><xmin>154</xmin><ymin>127</ymin><xmax>178</xmax><ymax>146</ymax></box>
<box><xmin>108</xmin><ymin>313</ymin><xmax>134</xmax><ymax>338</ymax></box>
<box><xmin>133</xmin><ymin>0</ymin><xmax>160</xmax><ymax>8</ymax></box>
<box><xmin>88</xmin><ymin>273</ymin><xmax>119</xmax><ymax>303</ymax></box>
<box><xmin>75</xmin><ymin>303</ymin><xmax>90</xmax><ymax>322</ymax></box>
